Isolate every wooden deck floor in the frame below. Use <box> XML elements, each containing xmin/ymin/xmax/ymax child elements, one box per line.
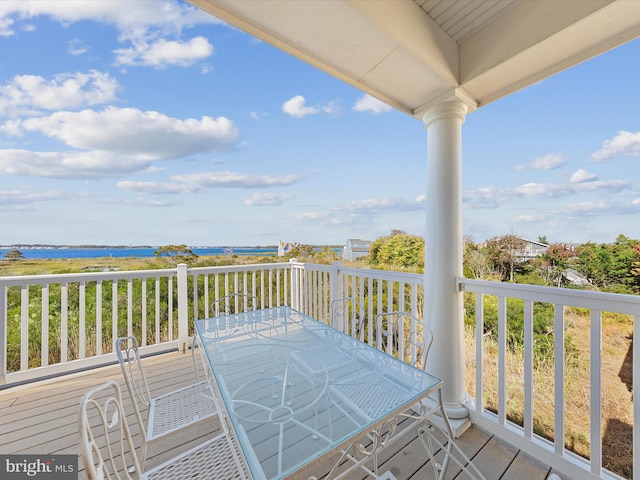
<box><xmin>1</xmin><ymin>351</ymin><xmax>565</xmax><ymax>480</ymax></box>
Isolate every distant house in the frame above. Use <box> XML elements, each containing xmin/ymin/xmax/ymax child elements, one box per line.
<box><xmin>278</xmin><ymin>241</ymin><xmax>299</xmax><ymax>257</ymax></box>
<box><xmin>518</xmin><ymin>238</ymin><xmax>549</xmax><ymax>260</ymax></box>
<box><xmin>563</xmin><ymin>268</ymin><xmax>590</xmax><ymax>287</ymax></box>
<box><xmin>343</xmin><ymin>239</ymin><xmax>371</xmax><ymax>261</ymax></box>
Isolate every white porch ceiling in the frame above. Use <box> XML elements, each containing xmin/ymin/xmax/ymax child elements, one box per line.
<box><xmin>188</xmin><ymin>0</ymin><xmax>640</xmax><ymax>119</ymax></box>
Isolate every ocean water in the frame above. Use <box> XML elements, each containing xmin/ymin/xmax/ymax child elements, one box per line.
<box><xmin>0</xmin><ymin>247</ymin><xmax>277</xmax><ymax>259</ymax></box>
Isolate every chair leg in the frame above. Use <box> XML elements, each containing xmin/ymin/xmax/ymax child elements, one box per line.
<box><xmin>417</xmin><ymin>421</ymin><xmax>486</xmax><ymax>480</ymax></box>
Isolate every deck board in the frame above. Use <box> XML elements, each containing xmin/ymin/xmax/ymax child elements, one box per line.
<box><xmin>1</xmin><ymin>351</ymin><xmax>561</xmax><ymax>480</ymax></box>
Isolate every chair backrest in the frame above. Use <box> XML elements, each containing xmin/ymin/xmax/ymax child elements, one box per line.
<box><xmin>115</xmin><ymin>336</ymin><xmax>151</xmax><ymax>442</ymax></box>
<box><xmin>331</xmin><ymin>297</ymin><xmax>366</xmax><ymax>340</ymax></box>
<box><xmin>375</xmin><ymin>312</ymin><xmax>433</xmax><ymax>369</ymax></box>
<box><xmin>79</xmin><ymin>380</ymin><xmax>142</xmax><ymax>480</ymax></box>
<box><xmin>211</xmin><ymin>293</ymin><xmax>258</xmax><ymax>316</ymax></box>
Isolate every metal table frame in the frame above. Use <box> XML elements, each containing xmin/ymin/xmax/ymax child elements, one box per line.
<box><xmin>194</xmin><ymin>306</ymin><xmax>472</xmax><ymax>480</ymax></box>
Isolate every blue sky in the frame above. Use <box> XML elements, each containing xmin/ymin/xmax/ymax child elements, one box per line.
<box><xmin>0</xmin><ymin>1</ymin><xmax>639</xmax><ymax>247</ymax></box>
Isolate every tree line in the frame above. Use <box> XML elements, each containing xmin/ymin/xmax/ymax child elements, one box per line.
<box><xmin>365</xmin><ymin>231</ymin><xmax>640</xmax><ymax>294</ymax></box>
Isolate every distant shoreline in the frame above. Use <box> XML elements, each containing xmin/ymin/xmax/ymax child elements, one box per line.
<box><xmin>0</xmin><ymin>245</ymin><xmax>342</xmax><ymax>260</ymax></box>
<box><xmin>0</xmin><ymin>246</ymin><xmax>278</xmax><ymax>260</ymax></box>
<box><xmin>0</xmin><ymin>244</ymin><xmax>278</xmax><ymax>249</ymax></box>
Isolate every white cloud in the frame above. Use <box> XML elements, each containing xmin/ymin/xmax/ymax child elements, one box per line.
<box><xmin>0</xmin><ymin>14</ymin><xmax>14</xmax><ymax>37</ymax></box>
<box><xmin>353</xmin><ymin>94</ymin><xmax>392</xmax><ymax>114</ymax></box>
<box><xmin>0</xmin><ymin>106</ymin><xmax>241</xmax><ymax>179</ymax></box>
<box><xmin>573</xmin><ymin>179</ymin><xmax>630</xmax><ymax>193</ymax></box>
<box><xmin>172</xmin><ymin>171</ymin><xmax>302</xmax><ymax>189</ymax></box>
<box><xmin>249</xmin><ymin>111</ymin><xmax>268</xmax><ymax>121</ymax></box>
<box><xmin>282</xmin><ymin>95</ymin><xmax>319</xmax><ymax>118</ymax></box>
<box><xmin>94</xmin><ymin>195</ymin><xmax>177</xmax><ymax>207</ymax></box>
<box><xmin>0</xmin><ymin>150</ymin><xmax>152</xmax><ymax>179</ymax></box>
<box><xmin>513</xmin><ymin>214</ymin><xmax>547</xmax><ymax>224</ymax></box>
<box><xmin>590</xmin><ymin>130</ymin><xmax>640</xmax><ymax>161</ymax></box>
<box><xmin>117</xmin><ymin>181</ymin><xmax>190</xmax><ymax>194</ymax></box>
<box><xmin>244</xmin><ymin>192</ymin><xmax>293</xmax><ymax>206</ymax></box>
<box><xmin>517</xmin><ymin>201</ymin><xmax>640</xmax><ymax>225</ymax></box>
<box><xmin>515</xmin><ymin>153</ymin><xmax>565</xmax><ymax>170</ymax></box>
<box><xmin>118</xmin><ymin>172</ymin><xmax>303</xmax><ymax>194</ymax></box>
<box><xmin>513</xmin><ymin>179</ymin><xmax>629</xmax><ymax>197</ymax></box>
<box><xmin>530</xmin><ymin>153</ymin><xmax>566</xmax><ymax>169</ymax></box>
<box><xmin>321</xmin><ymin>100</ymin><xmax>342</xmax><ymax>115</ymax></box>
<box><xmin>8</xmin><ymin>107</ymin><xmax>240</xmax><ymax>159</ymax></box>
<box><xmin>0</xmin><ymin>189</ymin><xmax>69</xmax><ymax>205</ymax></box>
<box><xmin>551</xmin><ymin>201</ymin><xmax>627</xmax><ymax>217</ymax></box>
<box><xmin>465</xmin><ymin>176</ymin><xmax>631</xmax><ymax>211</ymax></box>
<box><xmin>68</xmin><ymin>38</ymin><xmax>88</xmax><ymax>56</ymax></box>
<box><xmin>463</xmin><ymin>187</ymin><xmax>502</xmax><ymax>208</ymax></box>
<box><xmin>0</xmin><ymin>204</ymin><xmax>33</xmax><ymax>212</ymax></box>
<box><xmin>114</xmin><ymin>36</ymin><xmax>214</xmax><ymax>68</ymax></box>
<box><xmin>340</xmin><ymin>197</ymin><xmax>424</xmax><ymax>213</ymax></box>
<box><xmin>513</xmin><ymin>182</ymin><xmax>572</xmax><ymax>197</ymax></box>
<box><xmin>0</xmin><ymin>1</ymin><xmax>220</xmax><ymax>36</ymax></box>
<box><xmin>294</xmin><ymin>211</ymin><xmax>330</xmax><ymax>221</ymax></box>
<box><xmin>294</xmin><ymin>211</ymin><xmax>353</xmax><ymax>225</ymax></box>
<box><xmin>282</xmin><ymin>95</ymin><xmax>342</xmax><ymax>118</ymax></box>
<box><xmin>0</xmin><ymin>1</ymin><xmax>220</xmax><ymax>67</ymax></box>
<box><xmin>569</xmin><ymin>168</ymin><xmax>598</xmax><ymax>184</ymax></box>
<box><xmin>0</xmin><ymin>71</ymin><xmax>119</xmax><ymax>116</ymax></box>
<box><xmin>293</xmin><ymin>195</ymin><xmax>425</xmax><ymax>228</ymax></box>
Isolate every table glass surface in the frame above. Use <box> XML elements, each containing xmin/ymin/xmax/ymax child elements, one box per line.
<box><xmin>195</xmin><ymin>306</ymin><xmax>441</xmax><ymax>480</ymax></box>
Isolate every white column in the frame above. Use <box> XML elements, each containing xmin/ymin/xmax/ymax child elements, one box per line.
<box><xmin>329</xmin><ymin>261</ymin><xmax>344</xmax><ymax>330</ymax></box>
<box><xmin>176</xmin><ymin>263</ymin><xmax>189</xmax><ymax>353</ymax></box>
<box><xmin>289</xmin><ymin>259</ymin><xmax>299</xmax><ymax>310</ymax></box>
<box><xmin>423</xmin><ymin>100</ymin><xmax>468</xmax><ymax>419</ymax></box>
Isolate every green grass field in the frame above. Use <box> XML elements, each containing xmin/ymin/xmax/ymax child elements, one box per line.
<box><xmin>0</xmin><ymin>254</ymin><xmax>276</xmax><ymax>277</ymax></box>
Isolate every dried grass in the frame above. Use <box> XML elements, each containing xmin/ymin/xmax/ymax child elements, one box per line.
<box><xmin>464</xmin><ymin>312</ymin><xmax>633</xmax><ymax>478</ymax></box>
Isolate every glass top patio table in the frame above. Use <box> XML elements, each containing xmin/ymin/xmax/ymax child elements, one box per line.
<box><xmin>195</xmin><ymin>305</ymin><xmax>442</xmax><ymax>480</ymax></box>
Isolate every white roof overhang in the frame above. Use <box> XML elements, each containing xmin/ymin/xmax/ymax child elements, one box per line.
<box><xmin>187</xmin><ymin>0</ymin><xmax>640</xmax><ymax>119</ymax></box>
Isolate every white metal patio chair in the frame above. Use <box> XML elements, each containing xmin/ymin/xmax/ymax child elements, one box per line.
<box><xmin>331</xmin><ymin>297</ymin><xmax>366</xmax><ymax>340</ymax></box>
<box><xmin>375</xmin><ymin>312</ymin><xmax>485</xmax><ymax>480</ymax></box>
<box><xmin>115</xmin><ymin>336</ymin><xmax>217</xmax><ymax>467</ymax></box>
<box><xmin>328</xmin><ymin>312</ymin><xmax>432</xmax><ymax>425</ymax></box>
<box><xmin>195</xmin><ymin>293</ymin><xmax>259</xmax><ymax>374</ymax></box>
<box><xmin>375</xmin><ymin>311</ymin><xmax>433</xmax><ymax>369</ymax></box>
<box><xmin>210</xmin><ymin>293</ymin><xmax>258</xmax><ymax>316</ymax></box>
<box><xmin>330</xmin><ymin>311</ymin><xmax>485</xmax><ymax>480</ymax></box>
<box><xmin>79</xmin><ymin>380</ymin><xmax>248</xmax><ymax>480</ymax></box>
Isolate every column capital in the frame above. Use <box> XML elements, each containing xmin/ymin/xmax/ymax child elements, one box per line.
<box><xmin>422</xmin><ymin>100</ymin><xmax>468</xmax><ymax>129</ymax></box>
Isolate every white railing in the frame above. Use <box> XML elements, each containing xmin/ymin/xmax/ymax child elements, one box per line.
<box><xmin>186</xmin><ymin>262</ymin><xmax>293</xmax><ymax>329</ymax></box>
<box><xmin>1</xmin><ymin>261</ymin><xmax>637</xmax><ymax>479</ymax></box>
<box><xmin>0</xmin><ymin>262</ymin><xmax>295</xmax><ymax>385</ymax></box>
<box><xmin>460</xmin><ymin>277</ymin><xmax>639</xmax><ymax>480</ymax></box>
<box><xmin>290</xmin><ymin>261</ymin><xmax>423</xmax><ymax>341</ymax></box>
<box><xmin>0</xmin><ymin>268</ymin><xmax>179</xmax><ymax>385</ymax></box>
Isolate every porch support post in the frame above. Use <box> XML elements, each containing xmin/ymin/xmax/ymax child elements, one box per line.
<box><xmin>289</xmin><ymin>259</ymin><xmax>299</xmax><ymax>310</ymax></box>
<box><xmin>330</xmin><ymin>261</ymin><xmax>344</xmax><ymax>330</ymax></box>
<box><xmin>176</xmin><ymin>263</ymin><xmax>189</xmax><ymax>353</ymax></box>
<box><xmin>0</xmin><ymin>285</ymin><xmax>6</xmax><ymax>385</ymax></box>
<box><xmin>423</xmin><ymin>100</ymin><xmax>469</xmax><ymax>420</ymax></box>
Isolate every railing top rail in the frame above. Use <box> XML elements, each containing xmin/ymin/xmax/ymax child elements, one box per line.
<box><xmin>187</xmin><ymin>262</ymin><xmax>292</xmax><ymax>275</ymax></box>
<box><xmin>460</xmin><ymin>277</ymin><xmax>640</xmax><ymax>315</ymax></box>
<box><xmin>298</xmin><ymin>263</ymin><xmax>334</xmax><ymax>273</ymax></box>
<box><xmin>0</xmin><ymin>262</ymin><xmax>297</xmax><ymax>288</ymax></box>
<box><xmin>338</xmin><ymin>266</ymin><xmax>422</xmax><ymax>283</ymax></box>
<box><xmin>0</xmin><ymin>268</ymin><xmax>177</xmax><ymax>287</ymax></box>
